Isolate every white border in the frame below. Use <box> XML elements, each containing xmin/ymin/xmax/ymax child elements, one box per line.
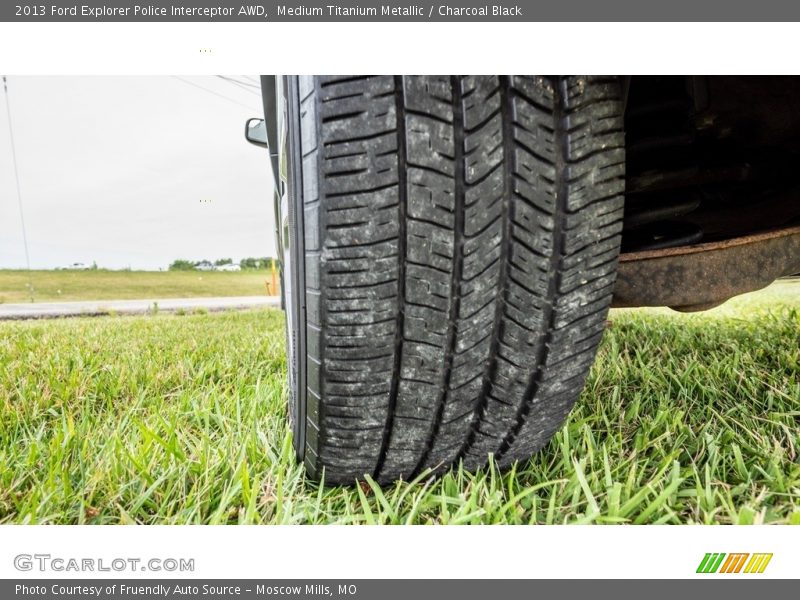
<box><xmin>0</xmin><ymin>525</ymin><xmax>795</xmax><ymax>579</ymax></box>
<box><xmin>0</xmin><ymin>18</ymin><xmax>797</xmax><ymax>583</ymax></box>
<box><xmin>0</xmin><ymin>23</ymin><xmax>799</xmax><ymax>74</ymax></box>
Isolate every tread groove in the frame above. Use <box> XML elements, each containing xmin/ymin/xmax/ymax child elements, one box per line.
<box><xmin>455</xmin><ymin>75</ymin><xmax>514</xmax><ymax>465</ymax></box>
<box><xmin>372</xmin><ymin>76</ymin><xmax>406</xmax><ymax>480</ymax></box>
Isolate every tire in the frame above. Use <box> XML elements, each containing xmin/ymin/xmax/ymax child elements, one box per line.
<box><xmin>283</xmin><ymin>75</ymin><xmax>625</xmax><ymax>485</ymax></box>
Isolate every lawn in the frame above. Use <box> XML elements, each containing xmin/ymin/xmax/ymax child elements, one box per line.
<box><xmin>0</xmin><ymin>283</ymin><xmax>798</xmax><ymax>524</ymax></box>
<box><xmin>0</xmin><ymin>269</ymin><xmax>277</xmax><ymax>304</ymax></box>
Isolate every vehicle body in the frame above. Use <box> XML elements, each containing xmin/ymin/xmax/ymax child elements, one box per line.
<box><xmin>216</xmin><ymin>264</ymin><xmax>242</xmax><ymax>272</ymax></box>
<box><xmin>247</xmin><ymin>76</ymin><xmax>800</xmax><ymax>484</ymax></box>
<box><xmin>195</xmin><ymin>261</ymin><xmax>215</xmax><ymax>271</ymax></box>
<box><xmin>60</xmin><ymin>262</ymin><xmax>90</xmax><ymax>270</ymax></box>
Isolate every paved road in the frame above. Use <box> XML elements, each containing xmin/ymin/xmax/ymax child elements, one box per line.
<box><xmin>0</xmin><ymin>296</ymin><xmax>280</xmax><ymax>320</ymax></box>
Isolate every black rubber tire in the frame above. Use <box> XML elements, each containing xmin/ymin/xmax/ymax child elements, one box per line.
<box><xmin>284</xmin><ymin>75</ymin><xmax>625</xmax><ymax>485</ymax></box>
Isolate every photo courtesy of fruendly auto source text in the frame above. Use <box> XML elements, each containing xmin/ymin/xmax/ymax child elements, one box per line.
<box><xmin>0</xmin><ymin>1</ymin><xmax>798</xmax><ymax>596</ymax></box>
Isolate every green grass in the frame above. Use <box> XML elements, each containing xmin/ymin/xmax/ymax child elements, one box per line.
<box><xmin>0</xmin><ymin>283</ymin><xmax>798</xmax><ymax>524</ymax></box>
<box><xmin>0</xmin><ymin>269</ymin><xmax>277</xmax><ymax>304</ymax></box>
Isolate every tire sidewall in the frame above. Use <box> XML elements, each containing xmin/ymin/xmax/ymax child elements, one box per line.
<box><xmin>281</xmin><ymin>76</ymin><xmax>307</xmax><ymax>462</ymax></box>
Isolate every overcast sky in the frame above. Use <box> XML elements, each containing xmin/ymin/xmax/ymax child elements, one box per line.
<box><xmin>0</xmin><ymin>76</ymin><xmax>275</xmax><ymax>270</ymax></box>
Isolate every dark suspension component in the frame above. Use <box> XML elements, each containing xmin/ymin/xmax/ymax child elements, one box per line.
<box><xmin>622</xmin><ymin>76</ymin><xmax>800</xmax><ymax>254</ymax></box>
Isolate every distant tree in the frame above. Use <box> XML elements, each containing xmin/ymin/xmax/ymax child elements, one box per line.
<box><xmin>90</xmin><ymin>261</ymin><xmax>98</xmax><ymax>270</ymax></box>
<box><xmin>169</xmin><ymin>259</ymin><xmax>196</xmax><ymax>271</ymax></box>
<box><xmin>214</xmin><ymin>258</ymin><xmax>233</xmax><ymax>266</ymax></box>
<box><xmin>237</xmin><ymin>257</ymin><xmax>276</xmax><ymax>270</ymax></box>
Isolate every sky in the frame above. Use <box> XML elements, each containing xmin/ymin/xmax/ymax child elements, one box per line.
<box><xmin>0</xmin><ymin>76</ymin><xmax>275</xmax><ymax>270</ymax></box>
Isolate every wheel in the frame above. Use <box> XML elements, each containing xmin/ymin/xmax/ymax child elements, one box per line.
<box><xmin>282</xmin><ymin>75</ymin><xmax>625</xmax><ymax>485</ymax></box>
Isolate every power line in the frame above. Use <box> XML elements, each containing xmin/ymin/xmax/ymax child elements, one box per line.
<box><xmin>3</xmin><ymin>75</ymin><xmax>32</xmax><ymax>276</ymax></box>
<box><xmin>216</xmin><ymin>75</ymin><xmax>261</xmax><ymax>95</ymax></box>
<box><xmin>216</xmin><ymin>76</ymin><xmax>261</xmax><ymax>96</ymax></box>
<box><xmin>228</xmin><ymin>75</ymin><xmax>261</xmax><ymax>89</ymax></box>
<box><xmin>171</xmin><ymin>76</ymin><xmax>261</xmax><ymax>111</ymax></box>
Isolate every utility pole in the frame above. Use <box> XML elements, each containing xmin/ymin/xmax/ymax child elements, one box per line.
<box><xmin>3</xmin><ymin>75</ymin><xmax>32</xmax><ymax>272</ymax></box>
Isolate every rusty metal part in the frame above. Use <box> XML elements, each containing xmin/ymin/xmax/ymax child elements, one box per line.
<box><xmin>669</xmin><ymin>300</ymin><xmax>726</xmax><ymax>313</ymax></box>
<box><xmin>612</xmin><ymin>226</ymin><xmax>800</xmax><ymax>310</ymax></box>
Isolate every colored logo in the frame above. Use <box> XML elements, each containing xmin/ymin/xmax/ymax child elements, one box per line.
<box><xmin>696</xmin><ymin>553</ymin><xmax>773</xmax><ymax>574</ymax></box>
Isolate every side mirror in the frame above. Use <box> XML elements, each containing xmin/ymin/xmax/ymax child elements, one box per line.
<box><xmin>244</xmin><ymin>118</ymin><xmax>268</xmax><ymax>148</ymax></box>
